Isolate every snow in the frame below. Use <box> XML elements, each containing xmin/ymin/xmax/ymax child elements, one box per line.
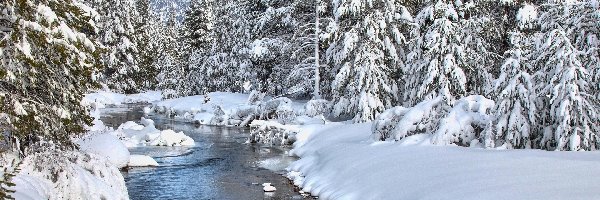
<box><xmin>83</xmin><ymin>90</ymin><xmax>162</xmax><ymax>108</ymax></box>
<box><xmin>262</xmin><ymin>183</ymin><xmax>277</xmax><ymax>192</ymax></box>
<box><xmin>10</xmin><ymin>175</ymin><xmax>52</xmax><ymax>200</ymax></box>
<box><xmin>148</xmin><ymin>129</ymin><xmax>196</xmax><ymax>146</ymax></box>
<box><xmin>108</xmin><ymin>117</ymin><xmax>195</xmax><ymax>147</ymax></box>
<box><xmin>152</xmin><ymin>92</ymin><xmax>305</xmax><ymax>126</ymax></box>
<box><xmin>286</xmin><ymin>122</ymin><xmax>600</xmax><ymax>200</ymax></box>
<box><xmin>517</xmin><ymin>4</ymin><xmax>537</xmax><ymax>30</ymax></box>
<box><xmin>6</xmin><ymin>151</ymin><xmax>129</xmax><ymax>200</ymax></box>
<box><xmin>13</xmin><ymin>100</ymin><xmax>27</xmax><ymax>116</ymax></box>
<box><xmin>77</xmin><ymin>133</ymin><xmax>131</xmax><ymax>168</ymax></box>
<box><xmin>128</xmin><ymin>155</ymin><xmax>159</xmax><ymax>167</ymax></box>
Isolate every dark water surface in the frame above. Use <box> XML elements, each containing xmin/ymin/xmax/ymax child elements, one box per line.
<box><xmin>99</xmin><ymin>104</ymin><xmax>311</xmax><ymax>200</ymax></box>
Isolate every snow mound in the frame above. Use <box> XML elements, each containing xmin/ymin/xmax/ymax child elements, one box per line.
<box><xmin>77</xmin><ymin>134</ymin><xmax>130</xmax><ymax>168</ymax></box>
<box><xmin>432</xmin><ymin>95</ymin><xmax>495</xmax><ymax>146</ymax></box>
<box><xmin>151</xmin><ymin>92</ymin><xmax>306</xmax><ymax>127</ymax></box>
<box><xmin>112</xmin><ymin>118</ymin><xmax>195</xmax><ymax>147</ymax></box>
<box><xmin>128</xmin><ymin>155</ymin><xmax>159</xmax><ymax>167</ymax></box>
<box><xmin>16</xmin><ymin>150</ymin><xmax>129</xmax><ymax>200</ymax></box>
<box><xmin>372</xmin><ymin>96</ymin><xmax>443</xmax><ymax>141</ymax></box>
<box><xmin>262</xmin><ymin>183</ymin><xmax>277</xmax><ymax>192</ymax></box>
<box><xmin>148</xmin><ymin>129</ymin><xmax>195</xmax><ymax>146</ymax></box>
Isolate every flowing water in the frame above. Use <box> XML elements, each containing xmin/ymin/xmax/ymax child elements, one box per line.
<box><xmin>99</xmin><ymin>104</ymin><xmax>311</xmax><ymax>200</ymax></box>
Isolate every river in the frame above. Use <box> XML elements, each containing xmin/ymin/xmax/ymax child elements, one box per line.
<box><xmin>99</xmin><ymin>104</ymin><xmax>311</xmax><ymax>200</ymax></box>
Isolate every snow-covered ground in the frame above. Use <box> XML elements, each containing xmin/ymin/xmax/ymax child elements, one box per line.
<box><xmin>82</xmin><ymin>90</ymin><xmax>162</xmax><ymax>109</ymax></box>
<box><xmin>1</xmin><ymin>150</ymin><xmax>129</xmax><ymax>200</ymax></box>
<box><xmin>151</xmin><ymin>92</ymin><xmax>309</xmax><ymax>126</ymax></box>
<box><xmin>285</xmin><ymin>122</ymin><xmax>600</xmax><ymax>200</ymax></box>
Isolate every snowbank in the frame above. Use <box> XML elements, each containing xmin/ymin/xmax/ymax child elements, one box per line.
<box><xmin>111</xmin><ymin>118</ymin><xmax>195</xmax><ymax>147</ymax></box>
<box><xmin>152</xmin><ymin>92</ymin><xmax>306</xmax><ymax>126</ymax></box>
<box><xmin>3</xmin><ymin>150</ymin><xmax>129</xmax><ymax>200</ymax></box>
<box><xmin>287</xmin><ymin>123</ymin><xmax>600</xmax><ymax>200</ymax></box>
<box><xmin>77</xmin><ymin>133</ymin><xmax>130</xmax><ymax>168</ymax></box>
<box><xmin>82</xmin><ymin>90</ymin><xmax>162</xmax><ymax>108</ymax></box>
<box><xmin>128</xmin><ymin>155</ymin><xmax>159</xmax><ymax>167</ymax></box>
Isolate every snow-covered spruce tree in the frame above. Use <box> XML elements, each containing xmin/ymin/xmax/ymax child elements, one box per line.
<box><xmin>540</xmin><ymin>0</ymin><xmax>599</xmax><ymax>102</ymax></box>
<box><xmin>489</xmin><ymin>31</ymin><xmax>538</xmax><ymax>149</ymax></box>
<box><xmin>532</xmin><ymin>1</ymin><xmax>600</xmax><ymax>151</ymax></box>
<box><xmin>179</xmin><ymin>0</ymin><xmax>215</xmax><ymax>96</ymax></box>
<box><xmin>156</xmin><ymin>9</ymin><xmax>184</xmax><ymax>99</ymax></box>
<box><xmin>455</xmin><ymin>0</ymin><xmax>507</xmax><ymax>95</ymax></box>
<box><xmin>132</xmin><ymin>0</ymin><xmax>160</xmax><ymax>91</ymax></box>
<box><xmin>403</xmin><ymin>0</ymin><xmax>468</xmax><ymax>107</ymax></box>
<box><xmin>196</xmin><ymin>0</ymin><xmax>257</xmax><ymax>94</ymax></box>
<box><xmin>0</xmin><ymin>0</ymin><xmax>100</xmax><ymax>149</ymax></box>
<box><xmin>88</xmin><ymin>0</ymin><xmax>141</xmax><ymax>93</ymax></box>
<box><xmin>327</xmin><ymin>0</ymin><xmax>413</xmax><ymax>122</ymax></box>
<box><xmin>287</xmin><ymin>0</ymin><xmax>332</xmax><ymax>99</ymax></box>
<box><xmin>182</xmin><ymin>0</ymin><xmax>214</xmax><ymax>52</ymax></box>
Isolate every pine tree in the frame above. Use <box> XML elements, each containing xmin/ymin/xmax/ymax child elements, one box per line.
<box><xmin>403</xmin><ymin>0</ymin><xmax>468</xmax><ymax>106</ymax></box>
<box><xmin>0</xmin><ymin>0</ymin><xmax>101</xmax><ymax>149</ymax></box>
<box><xmin>133</xmin><ymin>0</ymin><xmax>160</xmax><ymax>91</ymax></box>
<box><xmin>88</xmin><ymin>0</ymin><xmax>141</xmax><ymax>93</ymax></box>
<box><xmin>490</xmin><ymin>32</ymin><xmax>537</xmax><ymax>149</ymax></box>
<box><xmin>156</xmin><ymin>8</ymin><xmax>184</xmax><ymax>99</ymax></box>
<box><xmin>327</xmin><ymin>0</ymin><xmax>412</xmax><ymax>122</ymax></box>
<box><xmin>534</xmin><ymin>1</ymin><xmax>600</xmax><ymax>150</ymax></box>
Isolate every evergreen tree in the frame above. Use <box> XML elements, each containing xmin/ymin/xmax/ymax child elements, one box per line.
<box><xmin>133</xmin><ymin>0</ymin><xmax>160</xmax><ymax>91</ymax></box>
<box><xmin>88</xmin><ymin>0</ymin><xmax>141</xmax><ymax>93</ymax></box>
<box><xmin>490</xmin><ymin>32</ymin><xmax>537</xmax><ymax>149</ymax></box>
<box><xmin>0</xmin><ymin>0</ymin><xmax>101</xmax><ymax>149</ymax></box>
<box><xmin>403</xmin><ymin>0</ymin><xmax>468</xmax><ymax>106</ymax></box>
<box><xmin>327</xmin><ymin>0</ymin><xmax>413</xmax><ymax>122</ymax></box>
<box><xmin>156</xmin><ymin>9</ymin><xmax>184</xmax><ymax>99</ymax></box>
<box><xmin>534</xmin><ymin>1</ymin><xmax>600</xmax><ymax>150</ymax></box>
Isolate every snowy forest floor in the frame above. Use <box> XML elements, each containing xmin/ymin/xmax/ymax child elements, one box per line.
<box><xmin>7</xmin><ymin>90</ymin><xmax>600</xmax><ymax>199</ymax></box>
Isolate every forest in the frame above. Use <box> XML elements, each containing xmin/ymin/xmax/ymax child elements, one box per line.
<box><xmin>0</xmin><ymin>0</ymin><xmax>599</xmax><ymax>199</ymax></box>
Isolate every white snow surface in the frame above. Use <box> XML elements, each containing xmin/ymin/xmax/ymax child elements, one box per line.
<box><xmin>77</xmin><ymin>133</ymin><xmax>131</xmax><ymax>168</ymax></box>
<box><xmin>152</xmin><ymin>92</ymin><xmax>306</xmax><ymax>126</ymax></box>
<box><xmin>110</xmin><ymin>117</ymin><xmax>195</xmax><ymax>147</ymax></box>
<box><xmin>517</xmin><ymin>4</ymin><xmax>538</xmax><ymax>30</ymax></box>
<box><xmin>4</xmin><ymin>150</ymin><xmax>129</xmax><ymax>200</ymax></box>
<box><xmin>83</xmin><ymin>90</ymin><xmax>162</xmax><ymax>108</ymax></box>
<box><xmin>287</xmin><ymin>123</ymin><xmax>600</xmax><ymax>200</ymax></box>
<box><xmin>128</xmin><ymin>155</ymin><xmax>159</xmax><ymax>167</ymax></box>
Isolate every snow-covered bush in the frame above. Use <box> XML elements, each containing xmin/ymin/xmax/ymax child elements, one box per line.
<box><xmin>431</xmin><ymin>95</ymin><xmax>495</xmax><ymax>147</ymax></box>
<box><xmin>259</xmin><ymin>97</ymin><xmax>294</xmax><ymax>120</ymax></box>
<box><xmin>304</xmin><ymin>99</ymin><xmax>331</xmax><ymax>117</ymax></box>
<box><xmin>276</xmin><ymin>102</ymin><xmax>296</xmax><ymax>125</ymax></box>
<box><xmin>372</xmin><ymin>97</ymin><xmax>444</xmax><ymax>141</ymax></box>
<box><xmin>248</xmin><ymin>120</ymin><xmax>299</xmax><ymax>145</ymax></box>
<box><xmin>247</xmin><ymin>90</ymin><xmax>266</xmax><ymax>105</ymax></box>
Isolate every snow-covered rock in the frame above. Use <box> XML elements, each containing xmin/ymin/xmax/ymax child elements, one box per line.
<box><xmin>262</xmin><ymin>183</ymin><xmax>276</xmax><ymax>192</ymax></box>
<box><xmin>109</xmin><ymin>118</ymin><xmax>195</xmax><ymax>147</ymax></box>
<box><xmin>128</xmin><ymin>155</ymin><xmax>159</xmax><ymax>167</ymax></box>
<box><xmin>148</xmin><ymin>130</ymin><xmax>195</xmax><ymax>146</ymax></box>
